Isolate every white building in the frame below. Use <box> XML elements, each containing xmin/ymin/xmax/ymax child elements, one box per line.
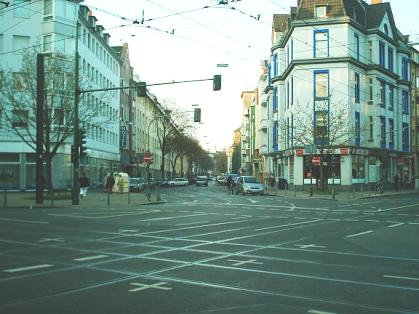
<box><xmin>0</xmin><ymin>1</ymin><xmax>120</xmax><ymax>189</ymax></box>
<box><xmin>264</xmin><ymin>0</ymin><xmax>413</xmax><ymax>191</ymax></box>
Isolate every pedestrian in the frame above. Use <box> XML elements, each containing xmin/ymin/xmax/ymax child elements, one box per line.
<box><xmin>79</xmin><ymin>173</ymin><xmax>90</xmax><ymax>199</ymax></box>
<box><xmin>105</xmin><ymin>173</ymin><xmax>115</xmax><ymax>194</ymax></box>
<box><xmin>394</xmin><ymin>173</ymin><xmax>399</xmax><ymax>192</ymax></box>
<box><xmin>226</xmin><ymin>175</ymin><xmax>233</xmax><ymax>193</ymax></box>
<box><xmin>117</xmin><ymin>175</ymin><xmax>125</xmax><ymax>194</ymax></box>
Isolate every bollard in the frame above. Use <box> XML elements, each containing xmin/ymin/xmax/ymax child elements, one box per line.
<box><xmin>107</xmin><ymin>191</ymin><xmax>110</xmax><ymax>206</ymax></box>
<box><xmin>50</xmin><ymin>191</ymin><xmax>54</xmax><ymax>207</ymax></box>
<box><xmin>3</xmin><ymin>190</ymin><xmax>7</xmax><ymax>208</ymax></box>
<box><xmin>128</xmin><ymin>190</ymin><xmax>131</xmax><ymax>204</ymax></box>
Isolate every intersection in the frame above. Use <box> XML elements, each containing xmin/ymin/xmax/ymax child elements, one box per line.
<box><xmin>0</xmin><ymin>184</ymin><xmax>418</xmax><ymax>313</ymax></box>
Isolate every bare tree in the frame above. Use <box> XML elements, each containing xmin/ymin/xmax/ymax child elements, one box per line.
<box><xmin>0</xmin><ymin>48</ymin><xmax>112</xmax><ymax>192</ymax></box>
<box><xmin>279</xmin><ymin>101</ymin><xmax>363</xmax><ymax>190</ymax></box>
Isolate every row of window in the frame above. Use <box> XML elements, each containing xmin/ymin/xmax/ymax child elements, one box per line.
<box><xmin>79</xmin><ymin>25</ymin><xmax>119</xmax><ymax>76</ymax></box>
<box><xmin>81</xmin><ymin>58</ymin><xmax>118</xmax><ymax>98</ymax></box>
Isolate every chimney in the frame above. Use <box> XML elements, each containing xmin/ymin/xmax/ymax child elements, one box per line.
<box><xmin>371</xmin><ymin>0</ymin><xmax>382</xmax><ymax>4</ymax></box>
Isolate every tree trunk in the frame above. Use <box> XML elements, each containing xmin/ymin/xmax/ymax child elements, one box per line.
<box><xmin>180</xmin><ymin>155</ymin><xmax>184</xmax><ymax>177</ymax></box>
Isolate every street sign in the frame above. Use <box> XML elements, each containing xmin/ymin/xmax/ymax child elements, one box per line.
<box><xmin>305</xmin><ymin>145</ymin><xmax>316</xmax><ymax>154</ymax></box>
<box><xmin>312</xmin><ymin>156</ymin><xmax>321</xmax><ymax>166</ymax></box>
<box><xmin>144</xmin><ymin>152</ymin><xmax>152</xmax><ymax>164</ymax></box>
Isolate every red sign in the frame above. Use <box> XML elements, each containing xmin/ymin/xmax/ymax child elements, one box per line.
<box><xmin>144</xmin><ymin>152</ymin><xmax>153</xmax><ymax>164</ymax></box>
<box><xmin>296</xmin><ymin>148</ymin><xmax>304</xmax><ymax>156</ymax></box>
<box><xmin>312</xmin><ymin>156</ymin><xmax>321</xmax><ymax>166</ymax></box>
<box><xmin>340</xmin><ymin>148</ymin><xmax>349</xmax><ymax>155</ymax></box>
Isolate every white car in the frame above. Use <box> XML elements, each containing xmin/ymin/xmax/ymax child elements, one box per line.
<box><xmin>235</xmin><ymin>176</ymin><xmax>264</xmax><ymax>195</ymax></box>
<box><xmin>168</xmin><ymin>178</ymin><xmax>189</xmax><ymax>187</ymax></box>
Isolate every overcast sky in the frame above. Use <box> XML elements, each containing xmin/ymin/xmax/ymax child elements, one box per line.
<box><xmin>83</xmin><ymin>0</ymin><xmax>419</xmax><ymax>152</ymax></box>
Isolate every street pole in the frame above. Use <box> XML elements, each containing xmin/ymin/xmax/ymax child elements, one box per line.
<box><xmin>36</xmin><ymin>54</ymin><xmax>45</xmax><ymax>204</ymax></box>
<box><xmin>71</xmin><ymin>24</ymin><xmax>80</xmax><ymax>205</ymax></box>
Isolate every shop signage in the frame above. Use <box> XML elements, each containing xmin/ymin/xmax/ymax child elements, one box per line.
<box><xmin>312</xmin><ymin>156</ymin><xmax>321</xmax><ymax>166</ymax></box>
<box><xmin>340</xmin><ymin>148</ymin><xmax>349</xmax><ymax>155</ymax></box>
<box><xmin>396</xmin><ymin>157</ymin><xmax>404</xmax><ymax>165</ymax></box>
<box><xmin>295</xmin><ymin>148</ymin><xmax>304</xmax><ymax>156</ymax></box>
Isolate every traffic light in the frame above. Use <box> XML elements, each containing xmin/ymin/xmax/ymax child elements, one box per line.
<box><xmin>213</xmin><ymin>75</ymin><xmax>221</xmax><ymax>91</ymax></box>
<box><xmin>78</xmin><ymin>129</ymin><xmax>87</xmax><ymax>158</ymax></box>
<box><xmin>137</xmin><ymin>81</ymin><xmax>147</xmax><ymax>97</ymax></box>
<box><xmin>71</xmin><ymin>145</ymin><xmax>77</xmax><ymax>163</ymax></box>
<box><xmin>194</xmin><ymin>108</ymin><xmax>201</xmax><ymax>123</ymax></box>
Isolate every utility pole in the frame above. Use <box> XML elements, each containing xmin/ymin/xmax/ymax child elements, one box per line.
<box><xmin>36</xmin><ymin>54</ymin><xmax>44</xmax><ymax>204</ymax></box>
<box><xmin>71</xmin><ymin>24</ymin><xmax>80</xmax><ymax>205</ymax></box>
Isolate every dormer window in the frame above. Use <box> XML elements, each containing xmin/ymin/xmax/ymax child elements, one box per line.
<box><xmin>315</xmin><ymin>6</ymin><xmax>327</xmax><ymax>18</ymax></box>
<box><xmin>384</xmin><ymin>24</ymin><xmax>389</xmax><ymax>36</ymax></box>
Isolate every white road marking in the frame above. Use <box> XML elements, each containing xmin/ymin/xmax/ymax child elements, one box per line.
<box><xmin>49</xmin><ymin>211</ymin><xmax>159</xmax><ymax>219</ymax></box>
<box><xmin>409</xmin><ymin>222</ymin><xmax>419</xmax><ymax>225</ymax></box>
<box><xmin>139</xmin><ymin>213</ymin><xmax>208</xmax><ymax>222</ymax></box>
<box><xmin>38</xmin><ymin>237</ymin><xmax>64</xmax><ymax>243</ymax></box>
<box><xmin>246</xmin><ymin>199</ymin><xmax>258</xmax><ymax>204</ymax></box>
<box><xmin>365</xmin><ymin>219</ymin><xmax>380</xmax><ymax>223</ymax></box>
<box><xmin>73</xmin><ymin>255</ymin><xmax>108</xmax><ymax>262</ymax></box>
<box><xmin>227</xmin><ymin>259</ymin><xmax>263</xmax><ymax>266</ymax></box>
<box><xmin>346</xmin><ymin>230</ymin><xmax>373</xmax><ymax>238</ymax></box>
<box><xmin>384</xmin><ymin>275</ymin><xmax>419</xmax><ymax>281</ymax></box>
<box><xmin>119</xmin><ymin>229</ymin><xmax>140</xmax><ymax>233</ymax></box>
<box><xmin>176</xmin><ymin>221</ymin><xmax>209</xmax><ymax>227</ymax></box>
<box><xmin>379</xmin><ymin>203</ymin><xmax>419</xmax><ymax>213</ymax></box>
<box><xmin>388</xmin><ymin>222</ymin><xmax>404</xmax><ymax>228</ymax></box>
<box><xmin>295</xmin><ymin>244</ymin><xmax>326</xmax><ymax>249</ymax></box>
<box><xmin>255</xmin><ymin>219</ymin><xmax>322</xmax><ymax>231</ymax></box>
<box><xmin>308</xmin><ymin>310</ymin><xmax>336</xmax><ymax>314</ymax></box>
<box><xmin>0</xmin><ymin>218</ymin><xmax>49</xmax><ymax>224</ymax></box>
<box><xmin>4</xmin><ymin>264</ymin><xmax>53</xmax><ymax>273</ymax></box>
<box><xmin>129</xmin><ymin>282</ymin><xmax>172</xmax><ymax>292</ymax></box>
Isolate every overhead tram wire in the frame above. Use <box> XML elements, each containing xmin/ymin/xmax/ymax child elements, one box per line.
<box><xmin>144</xmin><ymin>0</ymin><xmax>267</xmax><ymax>53</ymax></box>
<box><xmin>230</xmin><ymin>0</ymin><xmax>400</xmax><ymax>102</ymax></box>
<box><xmin>0</xmin><ymin>22</ymin><xmax>133</xmax><ymax>56</ymax></box>
<box><xmin>0</xmin><ymin>0</ymin><xmax>42</xmax><ymax>15</ymax></box>
<box><xmin>85</xmin><ymin>3</ymin><xmax>269</xmax><ymax>64</ymax></box>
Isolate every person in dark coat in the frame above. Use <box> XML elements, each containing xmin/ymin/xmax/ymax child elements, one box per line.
<box><xmin>79</xmin><ymin>173</ymin><xmax>90</xmax><ymax>198</ymax></box>
<box><xmin>394</xmin><ymin>173</ymin><xmax>399</xmax><ymax>192</ymax></box>
<box><xmin>105</xmin><ymin>173</ymin><xmax>115</xmax><ymax>193</ymax></box>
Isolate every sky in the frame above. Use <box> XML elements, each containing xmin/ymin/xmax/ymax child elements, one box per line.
<box><xmin>83</xmin><ymin>0</ymin><xmax>419</xmax><ymax>152</ymax></box>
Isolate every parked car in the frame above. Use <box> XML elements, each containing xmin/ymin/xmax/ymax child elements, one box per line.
<box><xmin>159</xmin><ymin>178</ymin><xmax>170</xmax><ymax>187</ymax></box>
<box><xmin>235</xmin><ymin>176</ymin><xmax>264</xmax><ymax>195</ymax></box>
<box><xmin>168</xmin><ymin>178</ymin><xmax>189</xmax><ymax>187</ymax></box>
<box><xmin>129</xmin><ymin>177</ymin><xmax>142</xmax><ymax>192</ymax></box>
<box><xmin>196</xmin><ymin>176</ymin><xmax>208</xmax><ymax>186</ymax></box>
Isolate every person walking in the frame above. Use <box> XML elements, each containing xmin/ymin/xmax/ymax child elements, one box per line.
<box><xmin>394</xmin><ymin>173</ymin><xmax>399</xmax><ymax>192</ymax></box>
<box><xmin>117</xmin><ymin>175</ymin><xmax>125</xmax><ymax>194</ymax></box>
<box><xmin>105</xmin><ymin>173</ymin><xmax>115</xmax><ymax>194</ymax></box>
<box><xmin>79</xmin><ymin>173</ymin><xmax>90</xmax><ymax>199</ymax></box>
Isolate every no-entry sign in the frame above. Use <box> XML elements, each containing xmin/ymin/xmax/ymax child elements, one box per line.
<box><xmin>144</xmin><ymin>152</ymin><xmax>153</xmax><ymax>164</ymax></box>
<box><xmin>312</xmin><ymin>156</ymin><xmax>320</xmax><ymax>166</ymax></box>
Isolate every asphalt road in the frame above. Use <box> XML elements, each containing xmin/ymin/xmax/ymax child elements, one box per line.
<box><xmin>1</xmin><ymin>182</ymin><xmax>419</xmax><ymax>314</ymax></box>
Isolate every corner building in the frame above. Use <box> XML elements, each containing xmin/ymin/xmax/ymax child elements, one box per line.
<box><xmin>266</xmin><ymin>0</ymin><xmax>413</xmax><ymax>191</ymax></box>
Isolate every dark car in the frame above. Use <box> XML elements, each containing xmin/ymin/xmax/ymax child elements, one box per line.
<box><xmin>159</xmin><ymin>178</ymin><xmax>169</xmax><ymax>187</ymax></box>
<box><xmin>196</xmin><ymin>176</ymin><xmax>208</xmax><ymax>186</ymax></box>
<box><xmin>188</xmin><ymin>177</ymin><xmax>197</xmax><ymax>185</ymax></box>
<box><xmin>129</xmin><ymin>177</ymin><xmax>144</xmax><ymax>192</ymax></box>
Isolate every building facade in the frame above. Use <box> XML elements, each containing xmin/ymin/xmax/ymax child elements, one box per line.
<box><xmin>0</xmin><ymin>1</ymin><xmax>120</xmax><ymax>189</ymax></box>
<box><xmin>264</xmin><ymin>0</ymin><xmax>414</xmax><ymax>191</ymax></box>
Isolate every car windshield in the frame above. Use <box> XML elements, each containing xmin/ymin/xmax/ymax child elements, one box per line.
<box><xmin>244</xmin><ymin>177</ymin><xmax>257</xmax><ymax>183</ymax></box>
<box><xmin>197</xmin><ymin>176</ymin><xmax>207</xmax><ymax>180</ymax></box>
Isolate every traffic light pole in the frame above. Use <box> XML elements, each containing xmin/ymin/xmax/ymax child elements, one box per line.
<box><xmin>72</xmin><ymin>24</ymin><xmax>80</xmax><ymax>206</ymax></box>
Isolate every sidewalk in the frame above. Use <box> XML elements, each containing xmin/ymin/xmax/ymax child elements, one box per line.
<box><xmin>264</xmin><ymin>186</ymin><xmax>418</xmax><ymax>201</ymax></box>
<box><xmin>0</xmin><ymin>189</ymin><xmax>166</xmax><ymax>209</ymax></box>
